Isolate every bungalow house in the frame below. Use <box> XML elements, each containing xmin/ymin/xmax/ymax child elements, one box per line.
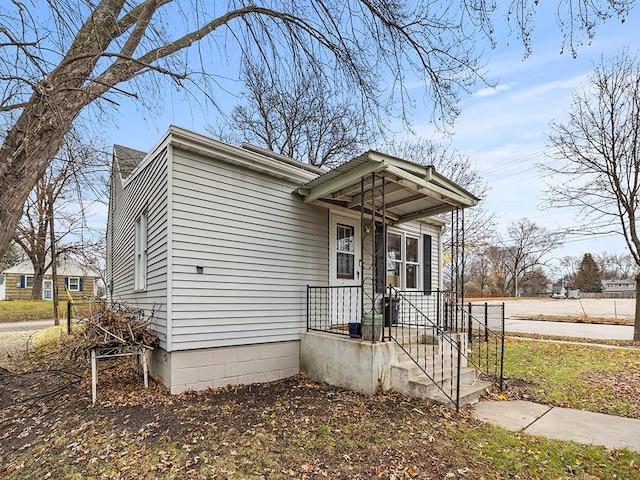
<box><xmin>107</xmin><ymin>126</ymin><xmax>498</xmax><ymax>406</ymax></box>
<box><xmin>2</xmin><ymin>256</ymin><xmax>100</xmax><ymax>301</ymax></box>
<box><xmin>601</xmin><ymin>279</ymin><xmax>636</xmax><ymax>294</ymax></box>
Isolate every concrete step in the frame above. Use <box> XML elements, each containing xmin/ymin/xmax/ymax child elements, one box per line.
<box><xmin>428</xmin><ymin>379</ymin><xmax>493</xmax><ymax>407</ymax></box>
<box><xmin>390</xmin><ymin>326</ymin><xmax>440</xmax><ymax>346</ymax></box>
<box><xmin>390</xmin><ymin>358</ymin><xmax>492</xmax><ymax>407</ymax></box>
<box><xmin>394</xmin><ymin>345</ymin><xmax>469</xmax><ymax>370</ymax></box>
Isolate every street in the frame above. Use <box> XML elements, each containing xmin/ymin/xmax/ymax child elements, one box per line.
<box><xmin>503</xmin><ymin>318</ymin><xmax>634</xmax><ymax>340</ymax></box>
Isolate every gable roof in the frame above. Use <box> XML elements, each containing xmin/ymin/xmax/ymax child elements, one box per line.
<box><xmin>297</xmin><ymin>150</ymin><xmax>479</xmax><ymax>225</ymax></box>
<box><xmin>113</xmin><ymin>144</ymin><xmax>147</xmax><ymax>180</ymax></box>
<box><xmin>3</xmin><ymin>256</ymin><xmax>100</xmax><ymax>277</ymax></box>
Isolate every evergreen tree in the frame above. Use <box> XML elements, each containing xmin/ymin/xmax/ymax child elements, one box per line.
<box><xmin>574</xmin><ymin>253</ymin><xmax>603</xmax><ymax>292</ymax></box>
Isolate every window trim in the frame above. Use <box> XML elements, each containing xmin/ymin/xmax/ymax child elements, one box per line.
<box><xmin>24</xmin><ymin>275</ymin><xmax>34</xmax><ymax>288</ymax></box>
<box><xmin>336</xmin><ymin>222</ymin><xmax>356</xmax><ymax>280</ymax></box>
<box><xmin>134</xmin><ymin>210</ymin><xmax>148</xmax><ymax>291</ymax></box>
<box><xmin>67</xmin><ymin>276</ymin><xmax>81</xmax><ymax>292</ymax></box>
<box><xmin>386</xmin><ymin>229</ymin><xmax>421</xmax><ymax>291</ymax></box>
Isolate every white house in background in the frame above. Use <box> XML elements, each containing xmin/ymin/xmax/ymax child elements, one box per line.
<box><xmin>107</xmin><ymin>126</ymin><xmax>480</xmax><ymax>396</ymax></box>
<box><xmin>601</xmin><ymin>279</ymin><xmax>636</xmax><ymax>294</ymax></box>
<box><xmin>1</xmin><ymin>256</ymin><xmax>101</xmax><ymax>300</ymax></box>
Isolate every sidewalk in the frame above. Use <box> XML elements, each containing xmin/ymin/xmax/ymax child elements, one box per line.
<box><xmin>0</xmin><ymin>319</ymin><xmax>54</xmax><ymax>333</ymax></box>
<box><xmin>472</xmin><ymin>400</ymin><xmax>640</xmax><ymax>453</ymax></box>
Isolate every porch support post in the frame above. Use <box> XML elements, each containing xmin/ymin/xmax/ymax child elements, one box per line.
<box><xmin>371</xmin><ymin>172</ymin><xmax>376</xmax><ymax>343</ymax></box>
<box><xmin>360</xmin><ymin>177</ymin><xmax>365</xmax><ymax>324</ymax></box>
<box><xmin>461</xmin><ymin>208</ymin><xmax>465</xmax><ymax>317</ymax></box>
<box><xmin>383</xmin><ymin>176</ymin><xmax>388</xmax><ymax>342</ymax></box>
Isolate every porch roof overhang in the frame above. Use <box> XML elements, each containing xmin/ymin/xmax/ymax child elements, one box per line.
<box><xmin>296</xmin><ymin>151</ymin><xmax>479</xmax><ymax>225</ymax></box>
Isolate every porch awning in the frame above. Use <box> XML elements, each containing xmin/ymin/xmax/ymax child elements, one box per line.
<box><xmin>296</xmin><ymin>151</ymin><xmax>479</xmax><ymax>225</ymax></box>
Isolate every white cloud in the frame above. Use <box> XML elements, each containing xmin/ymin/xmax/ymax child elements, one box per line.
<box><xmin>473</xmin><ymin>84</ymin><xmax>515</xmax><ymax>98</ymax></box>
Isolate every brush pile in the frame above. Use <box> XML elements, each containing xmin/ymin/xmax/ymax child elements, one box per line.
<box><xmin>66</xmin><ymin>302</ymin><xmax>159</xmax><ymax>359</ymax></box>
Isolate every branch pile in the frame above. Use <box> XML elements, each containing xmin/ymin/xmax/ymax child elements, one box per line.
<box><xmin>66</xmin><ymin>303</ymin><xmax>159</xmax><ymax>359</ymax></box>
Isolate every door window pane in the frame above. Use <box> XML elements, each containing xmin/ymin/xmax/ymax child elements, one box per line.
<box><xmin>336</xmin><ymin>223</ymin><xmax>355</xmax><ymax>279</ymax></box>
<box><xmin>337</xmin><ymin>253</ymin><xmax>355</xmax><ymax>279</ymax></box>
<box><xmin>337</xmin><ymin>224</ymin><xmax>354</xmax><ymax>253</ymax></box>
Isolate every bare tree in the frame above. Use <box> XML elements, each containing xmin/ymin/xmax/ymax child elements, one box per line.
<box><xmin>0</xmin><ymin>0</ymin><xmax>634</xmax><ymax>262</ymax></box>
<box><xmin>212</xmin><ymin>60</ymin><xmax>378</xmax><ymax>168</ymax></box>
<box><xmin>13</xmin><ymin>133</ymin><xmax>107</xmax><ymax>301</ymax></box>
<box><xmin>0</xmin><ymin>243</ymin><xmax>22</xmax><ymax>271</ymax></box>
<box><xmin>595</xmin><ymin>252</ymin><xmax>639</xmax><ymax>279</ymax></box>
<box><xmin>545</xmin><ymin>49</ymin><xmax>640</xmax><ymax>339</ymax></box>
<box><xmin>499</xmin><ymin>219</ymin><xmax>563</xmax><ymax>296</ymax></box>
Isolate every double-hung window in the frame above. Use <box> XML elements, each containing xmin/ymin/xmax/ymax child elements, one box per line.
<box><xmin>386</xmin><ymin>231</ymin><xmax>420</xmax><ymax>290</ymax></box>
<box><xmin>134</xmin><ymin>210</ymin><xmax>148</xmax><ymax>291</ymax></box>
<box><xmin>67</xmin><ymin>277</ymin><xmax>81</xmax><ymax>291</ymax></box>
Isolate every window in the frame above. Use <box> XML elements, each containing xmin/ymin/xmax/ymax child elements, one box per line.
<box><xmin>67</xmin><ymin>277</ymin><xmax>80</xmax><ymax>292</ymax></box>
<box><xmin>405</xmin><ymin>236</ymin><xmax>419</xmax><ymax>289</ymax></box>
<box><xmin>336</xmin><ymin>223</ymin><xmax>355</xmax><ymax>279</ymax></box>
<box><xmin>134</xmin><ymin>210</ymin><xmax>148</xmax><ymax>290</ymax></box>
<box><xmin>386</xmin><ymin>232</ymin><xmax>420</xmax><ymax>290</ymax></box>
<box><xmin>24</xmin><ymin>275</ymin><xmax>33</xmax><ymax>288</ymax></box>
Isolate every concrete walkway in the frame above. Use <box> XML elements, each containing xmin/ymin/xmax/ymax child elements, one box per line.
<box><xmin>472</xmin><ymin>400</ymin><xmax>640</xmax><ymax>453</ymax></box>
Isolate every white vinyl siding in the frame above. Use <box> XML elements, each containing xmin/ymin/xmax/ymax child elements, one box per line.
<box><xmin>170</xmin><ymin>150</ymin><xmax>328</xmax><ymax>350</ymax></box>
<box><xmin>108</xmin><ymin>150</ymin><xmax>169</xmax><ymax>346</ymax></box>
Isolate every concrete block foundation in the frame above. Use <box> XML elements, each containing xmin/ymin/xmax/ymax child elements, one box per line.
<box><xmin>150</xmin><ymin>341</ymin><xmax>300</xmax><ymax>394</ymax></box>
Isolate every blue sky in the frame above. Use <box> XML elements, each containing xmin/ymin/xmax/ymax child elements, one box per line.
<box><xmin>102</xmin><ymin>4</ymin><xmax>640</xmax><ymax>272</ymax></box>
<box><xmin>417</xmin><ymin>6</ymin><xmax>640</xmax><ymax>269</ymax></box>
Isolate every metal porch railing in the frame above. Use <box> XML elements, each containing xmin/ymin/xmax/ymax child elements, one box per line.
<box><xmin>306</xmin><ymin>285</ymin><xmax>362</xmax><ymax>336</ymax></box>
<box><xmin>306</xmin><ymin>285</ymin><xmax>505</xmax><ymax>409</ymax></box>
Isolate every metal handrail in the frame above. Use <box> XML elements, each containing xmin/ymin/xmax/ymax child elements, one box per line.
<box><xmin>389</xmin><ymin>287</ymin><xmax>463</xmax><ymax>410</ymax></box>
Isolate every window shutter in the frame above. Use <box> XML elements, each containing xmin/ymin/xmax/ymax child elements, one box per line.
<box><xmin>423</xmin><ymin>234</ymin><xmax>432</xmax><ymax>295</ymax></box>
<box><xmin>64</xmin><ymin>277</ymin><xmax>68</xmax><ymax>288</ymax></box>
<box><xmin>20</xmin><ymin>275</ymin><xmax>25</xmax><ymax>288</ymax></box>
<box><xmin>79</xmin><ymin>278</ymin><xmax>83</xmax><ymax>291</ymax></box>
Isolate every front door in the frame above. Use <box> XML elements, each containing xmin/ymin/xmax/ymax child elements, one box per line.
<box><xmin>329</xmin><ymin>213</ymin><xmax>361</xmax><ymax>325</ymax></box>
<box><xmin>43</xmin><ymin>279</ymin><xmax>53</xmax><ymax>300</ymax></box>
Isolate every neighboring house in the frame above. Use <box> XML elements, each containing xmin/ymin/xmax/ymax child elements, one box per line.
<box><xmin>601</xmin><ymin>279</ymin><xmax>636</xmax><ymax>294</ymax></box>
<box><xmin>107</xmin><ymin>126</ymin><xmax>480</xmax><ymax>396</ymax></box>
<box><xmin>2</xmin><ymin>256</ymin><xmax>100</xmax><ymax>301</ymax></box>
<box><xmin>551</xmin><ymin>285</ymin><xmax>567</xmax><ymax>298</ymax></box>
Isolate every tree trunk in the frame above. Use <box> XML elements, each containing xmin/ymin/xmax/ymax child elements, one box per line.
<box><xmin>48</xmin><ymin>188</ymin><xmax>59</xmax><ymax>326</ymax></box>
<box><xmin>0</xmin><ymin>95</ymin><xmax>78</xmax><ymax>261</ymax></box>
<box><xmin>635</xmin><ymin>273</ymin><xmax>640</xmax><ymax>341</ymax></box>
<box><xmin>31</xmin><ymin>264</ymin><xmax>44</xmax><ymax>300</ymax></box>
